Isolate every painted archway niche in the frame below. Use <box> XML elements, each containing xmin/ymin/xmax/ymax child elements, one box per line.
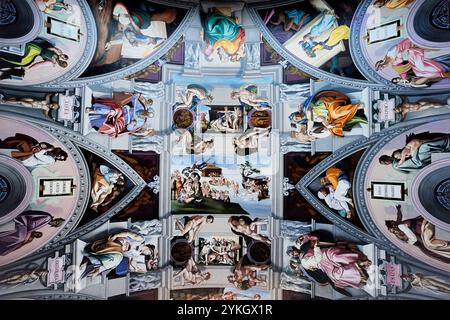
<box><xmin>362</xmin><ymin>119</ymin><xmax>450</xmax><ymax>273</ymax></box>
<box><xmin>0</xmin><ymin>116</ymin><xmax>83</xmax><ymax>267</ymax></box>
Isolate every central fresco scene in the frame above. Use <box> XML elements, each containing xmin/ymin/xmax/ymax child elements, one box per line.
<box><xmin>0</xmin><ymin>0</ymin><xmax>449</xmax><ymax>302</ymax></box>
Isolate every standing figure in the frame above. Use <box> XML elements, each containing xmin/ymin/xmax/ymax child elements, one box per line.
<box><xmin>0</xmin><ymin>211</ymin><xmax>65</xmax><ymax>256</ymax></box>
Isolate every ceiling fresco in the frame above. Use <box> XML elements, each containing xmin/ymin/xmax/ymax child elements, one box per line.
<box><xmin>0</xmin><ymin>0</ymin><xmax>449</xmax><ymax>303</ymax></box>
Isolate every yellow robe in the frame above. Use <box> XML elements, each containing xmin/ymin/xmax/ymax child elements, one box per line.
<box><xmin>313</xmin><ymin>90</ymin><xmax>360</xmax><ymax>137</ymax></box>
<box><xmin>385</xmin><ymin>0</ymin><xmax>416</xmax><ymax>9</ymax></box>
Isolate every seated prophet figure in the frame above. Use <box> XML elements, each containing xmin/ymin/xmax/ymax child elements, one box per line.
<box><xmin>90</xmin><ymin>165</ymin><xmax>125</xmax><ymax>212</ymax></box>
<box><xmin>0</xmin><ymin>211</ymin><xmax>65</xmax><ymax>256</ymax></box>
<box><xmin>202</xmin><ymin>8</ymin><xmax>246</xmax><ymax>62</ymax></box>
<box><xmin>87</xmin><ymin>93</ymin><xmax>154</xmax><ymax>138</ymax></box>
<box><xmin>0</xmin><ymin>133</ymin><xmax>68</xmax><ymax>168</ymax></box>
<box><xmin>297</xmin><ymin>234</ymin><xmax>371</xmax><ymax>290</ymax></box>
<box><xmin>80</xmin><ymin>230</ymin><xmax>145</xmax><ymax>279</ymax></box>
<box><xmin>379</xmin><ymin>132</ymin><xmax>450</xmax><ymax>173</ymax></box>
<box><xmin>290</xmin><ymin>90</ymin><xmax>367</xmax><ymax>141</ymax></box>
<box><xmin>385</xmin><ymin>205</ymin><xmax>450</xmax><ymax>263</ymax></box>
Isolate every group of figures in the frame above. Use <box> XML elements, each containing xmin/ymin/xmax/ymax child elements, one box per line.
<box><xmin>317</xmin><ymin>166</ymin><xmax>354</xmax><ymax>219</ymax></box>
<box><xmin>0</xmin><ymin>0</ymin><xmax>88</xmax><ymax>86</ymax></box>
<box><xmin>0</xmin><ymin>133</ymin><xmax>68</xmax><ymax>169</ymax></box>
<box><xmin>173</xmin><ymin>84</ymin><xmax>272</xmax><ymax>156</ymax></box>
<box><xmin>171</xmin><ymin>160</ymin><xmax>270</xmax><ymax>215</ymax></box>
<box><xmin>0</xmin><ymin>116</ymin><xmax>81</xmax><ymax>266</ymax></box>
<box><xmin>172</xmin><ymin>214</ymin><xmax>271</xmax><ymax>291</ymax></box>
<box><xmin>264</xmin><ymin>0</ymin><xmax>359</xmax><ymax>78</ymax></box>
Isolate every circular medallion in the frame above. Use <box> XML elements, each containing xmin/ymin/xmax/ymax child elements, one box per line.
<box><xmin>435</xmin><ymin>178</ymin><xmax>450</xmax><ymax>211</ymax></box>
<box><xmin>0</xmin><ymin>174</ymin><xmax>10</xmax><ymax>203</ymax></box>
<box><xmin>0</xmin><ymin>0</ymin><xmax>42</xmax><ymax>45</ymax></box>
<box><xmin>0</xmin><ymin>0</ymin><xmax>17</xmax><ymax>26</ymax></box>
<box><xmin>0</xmin><ymin>154</ymin><xmax>35</xmax><ymax>224</ymax></box>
